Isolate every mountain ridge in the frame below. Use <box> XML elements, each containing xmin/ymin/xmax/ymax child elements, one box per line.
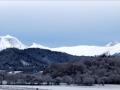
<box><xmin>0</xmin><ymin>35</ymin><xmax>120</xmax><ymax>56</ymax></box>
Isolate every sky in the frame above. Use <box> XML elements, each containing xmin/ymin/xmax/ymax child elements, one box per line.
<box><xmin>0</xmin><ymin>0</ymin><xmax>120</xmax><ymax>47</ymax></box>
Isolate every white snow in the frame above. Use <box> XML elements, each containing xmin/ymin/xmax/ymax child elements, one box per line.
<box><xmin>0</xmin><ymin>85</ymin><xmax>120</xmax><ymax>90</ymax></box>
<box><xmin>0</xmin><ymin>35</ymin><xmax>26</xmax><ymax>50</ymax></box>
<box><xmin>29</xmin><ymin>43</ymin><xmax>50</xmax><ymax>50</ymax></box>
<box><xmin>35</xmin><ymin>85</ymin><xmax>120</xmax><ymax>90</ymax></box>
<box><xmin>52</xmin><ymin>44</ymin><xmax>120</xmax><ymax>56</ymax></box>
<box><xmin>29</xmin><ymin>42</ymin><xmax>120</xmax><ymax>56</ymax></box>
<box><xmin>8</xmin><ymin>71</ymin><xmax>22</xmax><ymax>74</ymax></box>
<box><xmin>0</xmin><ymin>35</ymin><xmax>120</xmax><ymax>56</ymax></box>
<box><xmin>20</xmin><ymin>60</ymin><xmax>30</xmax><ymax>66</ymax></box>
<box><xmin>106</xmin><ymin>41</ymin><xmax>119</xmax><ymax>47</ymax></box>
<box><xmin>28</xmin><ymin>42</ymin><xmax>120</xmax><ymax>56</ymax></box>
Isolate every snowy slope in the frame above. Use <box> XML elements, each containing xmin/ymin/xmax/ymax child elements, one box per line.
<box><xmin>0</xmin><ymin>35</ymin><xmax>120</xmax><ymax>56</ymax></box>
<box><xmin>29</xmin><ymin>43</ymin><xmax>50</xmax><ymax>50</ymax></box>
<box><xmin>52</xmin><ymin>45</ymin><xmax>108</xmax><ymax>56</ymax></box>
<box><xmin>28</xmin><ymin>42</ymin><xmax>120</xmax><ymax>56</ymax></box>
<box><xmin>0</xmin><ymin>35</ymin><xmax>26</xmax><ymax>50</ymax></box>
<box><xmin>52</xmin><ymin>44</ymin><xmax>120</xmax><ymax>56</ymax></box>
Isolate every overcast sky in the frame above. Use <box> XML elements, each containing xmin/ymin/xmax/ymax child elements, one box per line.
<box><xmin>0</xmin><ymin>0</ymin><xmax>120</xmax><ymax>47</ymax></box>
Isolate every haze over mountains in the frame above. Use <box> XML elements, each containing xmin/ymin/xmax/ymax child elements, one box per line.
<box><xmin>0</xmin><ymin>35</ymin><xmax>120</xmax><ymax>56</ymax></box>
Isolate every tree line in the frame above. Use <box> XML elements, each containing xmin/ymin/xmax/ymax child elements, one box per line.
<box><xmin>0</xmin><ymin>55</ymin><xmax>120</xmax><ymax>86</ymax></box>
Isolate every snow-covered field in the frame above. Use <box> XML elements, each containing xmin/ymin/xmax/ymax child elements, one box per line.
<box><xmin>0</xmin><ymin>85</ymin><xmax>120</xmax><ymax>90</ymax></box>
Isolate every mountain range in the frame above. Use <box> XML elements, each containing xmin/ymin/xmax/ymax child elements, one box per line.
<box><xmin>0</xmin><ymin>35</ymin><xmax>120</xmax><ymax>56</ymax></box>
<box><xmin>0</xmin><ymin>35</ymin><xmax>120</xmax><ymax>85</ymax></box>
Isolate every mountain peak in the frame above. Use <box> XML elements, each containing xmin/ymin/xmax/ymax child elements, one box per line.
<box><xmin>106</xmin><ymin>41</ymin><xmax>119</xmax><ymax>47</ymax></box>
<box><xmin>4</xmin><ymin>35</ymin><xmax>14</xmax><ymax>38</ymax></box>
<box><xmin>0</xmin><ymin>35</ymin><xmax>14</xmax><ymax>38</ymax></box>
<box><xmin>0</xmin><ymin>35</ymin><xmax>26</xmax><ymax>50</ymax></box>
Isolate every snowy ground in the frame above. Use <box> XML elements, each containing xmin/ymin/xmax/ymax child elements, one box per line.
<box><xmin>0</xmin><ymin>85</ymin><xmax>120</xmax><ymax>90</ymax></box>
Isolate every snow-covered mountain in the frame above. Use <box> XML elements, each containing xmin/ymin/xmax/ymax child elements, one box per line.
<box><xmin>52</xmin><ymin>44</ymin><xmax>120</xmax><ymax>56</ymax></box>
<box><xmin>0</xmin><ymin>35</ymin><xmax>120</xmax><ymax>56</ymax></box>
<box><xmin>0</xmin><ymin>35</ymin><xmax>27</xmax><ymax>50</ymax></box>
<box><xmin>29</xmin><ymin>43</ymin><xmax>50</xmax><ymax>50</ymax></box>
<box><xmin>29</xmin><ymin>42</ymin><xmax>120</xmax><ymax>56</ymax></box>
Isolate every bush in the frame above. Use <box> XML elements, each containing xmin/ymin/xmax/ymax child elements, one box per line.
<box><xmin>82</xmin><ymin>76</ymin><xmax>95</xmax><ymax>86</ymax></box>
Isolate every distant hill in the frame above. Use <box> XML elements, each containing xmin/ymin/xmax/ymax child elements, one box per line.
<box><xmin>0</xmin><ymin>48</ymin><xmax>80</xmax><ymax>73</ymax></box>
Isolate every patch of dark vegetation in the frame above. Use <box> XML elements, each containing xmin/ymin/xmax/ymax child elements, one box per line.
<box><xmin>0</xmin><ymin>48</ymin><xmax>80</xmax><ymax>73</ymax></box>
<box><xmin>43</xmin><ymin>56</ymin><xmax>120</xmax><ymax>86</ymax></box>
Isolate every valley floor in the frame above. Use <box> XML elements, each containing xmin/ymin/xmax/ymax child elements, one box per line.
<box><xmin>0</xmin><ymin>85</ymin><xmax>120</xmax><ymax>90</ymax></box>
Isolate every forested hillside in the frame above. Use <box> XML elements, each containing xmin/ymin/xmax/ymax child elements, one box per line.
<box><xmin>0</xmin><ymin>48</ymin><xmax>80</xmax><ymax>72</ymax></box>
<box><xmin>0</xmin><ymin>48</ymin><xmax>120</xmax><ymax>85</ymax></box>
